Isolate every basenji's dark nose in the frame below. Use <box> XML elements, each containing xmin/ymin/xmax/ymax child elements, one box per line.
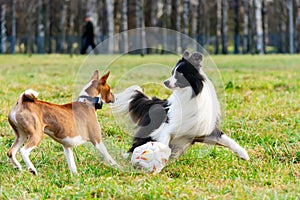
<box><xmin>164</xmin><ymin>80</ymin><xmax>170</xmax><ymax>87</ymax></box>
<box><xmin>110</xmin><ymin>94</ymin><xmax>115</xmax><ymax>103</ymax></box>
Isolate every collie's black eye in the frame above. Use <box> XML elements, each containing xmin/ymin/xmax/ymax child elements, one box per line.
<box><xmin>175</xmin><ymin>71</ymin><xmax>183</xmax><ymax>78</ymax></box>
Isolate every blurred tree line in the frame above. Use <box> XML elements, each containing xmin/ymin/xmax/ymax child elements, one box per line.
<box><xmin>0</xmin><ymin>0</ymin><xmax>299</xmax><ymax>54</ymax></box>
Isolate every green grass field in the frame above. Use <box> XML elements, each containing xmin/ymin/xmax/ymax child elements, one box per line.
<box><xmin>0</xmin><ymin>54</ymin><xmax>299</xmax><ymax>199</ymax></box>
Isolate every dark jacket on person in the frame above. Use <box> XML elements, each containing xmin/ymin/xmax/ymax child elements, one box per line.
<box><xmin>82</xmin><ymin>21</ymin><xmax>94</xmax><ymax>42</ymax></box>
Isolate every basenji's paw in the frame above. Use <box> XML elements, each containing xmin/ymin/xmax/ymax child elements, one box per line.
<box><xmin>13</xmin><ymin>166</ymin><xmax>22</xmax><ymax>171</ymax></box>
<box><xmin>114</xmin><ymin>163</ymin><xmax>122</xmax><ymax>170</ymax></box>
<box><xmin>29</xmin><ymin>168</ymin><xmax>37</xmax><ymax>175</ymax></box>
<box><xmin>70</xmin><ymin>170</ymin><xmax>78</xmax><ymax>175</ymax></box>
<box><xmin>109</xmin><ymin>160</ymin><xmax>122</xmax><ymax>169</ymax></box>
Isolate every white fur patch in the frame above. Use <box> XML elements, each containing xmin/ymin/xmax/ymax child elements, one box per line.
<box><xmin>44</xmin><ymin>128</ymin><xmax>86</xmax><ymax>147</ymax></box>
<box><xmin>152</xmin><ymin>75</ymin><xmax>221</xmax><ymax>143</ymax></box>
<box><xmin>164</xmin><ymin>64</ymin><xmax>181</xmax><ymax>89</ymax></box>
<box><xmin>61</xmin><ymin>135</ymin><xmax>86</xmax><ymax>147</ymax></box>
<box><xmin>25</xmin><ymin>89</ymin><xmax>39</xmax><ymax>98</ymax></box>
<box><xmin>9</xmin><ymin>110</ymin><xmax>18</xmax><ymax>124</ymax></box>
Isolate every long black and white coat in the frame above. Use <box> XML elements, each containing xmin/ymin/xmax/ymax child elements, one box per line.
<box><xmin>113</xmin><ymin>51</ymin><xmax>249</xmax><ymax>160</ymax></box>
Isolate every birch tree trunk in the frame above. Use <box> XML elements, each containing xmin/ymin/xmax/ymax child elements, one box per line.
<box><xmin>248</xmin><ymin>0</ymin><xmax>256</xmax><ymax>54</ymax></box>
<box><xmin>191</xmin><ymin>0</ymin><xmax>198</xmax><ymax>50</ymax></box>
<box><xmin>295</xmin><ymin>0</ymin><xmax>300</xmax><ymax>53</ymax></box>
<box><xmin>288</xmin><ymin>0</ymin><xmax>294</xmax><ymax>53</ymax></box>
<box><xmin>37</xmin><ymin>0</ymin><xmax>44</xmax><ymax>54</ymax></box>
<box><xmin>120</xmin><ymin>0</ymin><xmax>128</xmax><ymax>53</ymax></box>
<box><xmin>151</xmin><ymin>0</ymin><xmax>158</xmax><ymax>27</ymax></box>
<box><xmin>67</xmin><ymin>1</ymin><xmax>74</xmax><ymax>56</ymax></box>
<box><xmin>136</xmin><ymin>0</ymin><xmax>141</xmax><ymax>52</ymax></box>
<box><xmin>77</xmin><ymin>0</ymin><xmax>83</xmax><ymax>54</ymax></box>
<box><xmin>182</xmin><ymin>0</ymin><xmax>189</xmax><ymax>51</ymax></box>
<box><xmin>0</xmin><ymin>5</ymin><xmax>6</xmax><ymax>53</ymax></box>
<box><xmin>262</xmin><ymin>0</ymin><xmax>267</xmax><ymax>53</ymax></box>
<box><xmin>234</xmin><ymin>0</ymin><xmax>239</xmax><ymax>54</ymax></box>
<box><xmin>162</xmin><ymin>0</ymin><xmax>171</xmax><ymax>28</ymax></box>
<box><xmin>175</xmin><ymin>0</ymin><xmax>181</xmax><ymax>53</ymax></box>
<box><xmin>141</xmin><ymin>1</ymin><xmax>146</xmax><ymax>56</ymax></box>
<box><xmin>198</xmin><ymin>0</ymin><xmax>206</xmax><ymax>46</ymax></box>
<box><xmin>215</xmin><ymin>0</ymin><xmax>221</xmax><ymax>54</ymax></box>
<box><xmin>45</xmin><ymin>0</ymin><xmax>52</xmax><ymax>53</ymax></box>
<box><xmin>26</xmin><ymin>1</ymin><xmax>35</xmax><ymax>56</ymax></box>
<box><xmin>255</xmin><ymin>0</ymin><xmax>263</xmax><ymax>54</ymax></box>
<box><xmin>162</xmin><ymin>0</ymin><xmax>171</xmax><ymax>54</ymax></box>
<box><xmin>278</xmin><ymin>0</ymin><xmax>287</xmax><ymax>53</ymax></box>
<box><xmin>276</xmin><ymin>0</ymin><xmax>282</xmax><ymax>53</ymax></box>
<box><xmin>98</xmin><ymin>1</ymin><xmax>104</xmax><ymax>43</ymax></box>
<box><xmin>221</xmin><ymin>0</ymin><xmax>228</xmax><ymax>54</ymax></box>
<box><xmin>243</xmin><ymin>0</ymin><xmax>249</xmax><ymax>53</ymax></box>
<box><xmin>205</xmin><ymin>1</ymin><xmax>210</xmax><ymax>47</ymax></box>
<box><xmin>59</xmin><ymin>4</ymin><xmax>67</xmax><ymax>53</ymax></box>
<box><xmin>106</xmin><ymin>0</ymin><xmax>114</xmax><ymax>53</ymax></box>
<box><xmin>135</xmin><ymin>0</ymin><xmax>146</xmax><ymax>55</ymax></box>
<box><xmin>11</xmin><ymin>0</ymin><xmax>16</xmax><ymax>53</ymax></box>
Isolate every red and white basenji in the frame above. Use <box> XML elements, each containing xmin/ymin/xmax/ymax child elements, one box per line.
<box><xmin>7</xmin><ymin>70</ymin><xmax>119</xmax><ymax>175</ymax></box>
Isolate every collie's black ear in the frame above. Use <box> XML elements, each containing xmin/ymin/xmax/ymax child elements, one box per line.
<box><xmin>188</xmin><ymin>52</ymin><xmax>203</xmax><ymax>69</ymax></box>
<box><xmin>182</xmin><ymin>50</ymin><xmax>203</xmax><ymax>69</ymax></box>
<box><xmin>191</xmin><ymin>52</ymin><xmax>203</xmax><ymax>66</ymax></box>
<box><xmin>191</xmin><ymin>52</ymin><xmax>203</xmax><ymax>63</ymax></box>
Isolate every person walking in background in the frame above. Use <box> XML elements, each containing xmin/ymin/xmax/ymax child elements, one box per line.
<box><xmin>80</xmin><ymin>15</ymin><xmax>96</xmax><ymax>54</ymax></box>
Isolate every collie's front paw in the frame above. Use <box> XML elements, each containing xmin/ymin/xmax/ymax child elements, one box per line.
<box><xmin>237</xmin><ymin>148</ymin><xmax>250</xmax><ymax>161</ymax></box>
<box><xmin>122</xmin><ymin>152</ymin><xmax>131</xmax><ymax>159</ymax></box>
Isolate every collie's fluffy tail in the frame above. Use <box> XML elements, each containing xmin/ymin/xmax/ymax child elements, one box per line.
<box><xmin>113</xmin><ymin>85</ymin><xmax>169</xmax><ymax>152</ymax></box>
<box><xmin>112</xmin><ymin>85</ymin><xmax>169</xmax><ymax>126</ymax></box>
<box><xmin>111</xmin><ymin>85</ymin><xmax>143</xmax><ymax>114</ymax></box>
<box><xmin>23</xmin><ymin>89</ymin><xmax>39</xmax><ymax>101</ymax></box>
<box><xmin>112</xmin><ymin>85</ymin><xmax>169</xmax><ymax>133</ymax></box>
<box><xmin>128</xmin><ymin>90</ymin><xmax>169</xmax><ymax>127</ymax></box>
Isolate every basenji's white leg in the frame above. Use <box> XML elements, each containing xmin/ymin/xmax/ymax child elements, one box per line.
<box><xmin>19</xmin><ymin>131</ymin><xmax>44</xmax><ymax>175</ymax></box>
<box><xmin>20</xmin><ymin>146</ymin><xmax>37</xmax><ymax>175</ymax></box>
<box><xmin>7</xmin><ymin>133</ymin><xmax>26</xmax><ymax>171</ymax></box>
<box><xmin>95</xmin><ymin>142</ymin><xmax>120</xmax><ymax>168</ymax></box>
<box><xmin>203</xmin><ymin>134</ymin><xmax>250</xmax><ymax>160</ymax></box>
<box><xmin>62</xmin><ymin>146</ymin><xmax>77</xmax><ymax>174</ymax></box>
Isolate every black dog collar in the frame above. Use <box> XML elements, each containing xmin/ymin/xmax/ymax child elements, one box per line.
<box><xmin>77</xmin><ymin>95</ymin><xmax>103</xmax><ymax>110</ymax></box>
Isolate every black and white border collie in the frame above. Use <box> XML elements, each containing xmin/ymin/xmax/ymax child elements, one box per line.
<box><xmin>113</xmin><ymin>51</ymin><xmax>250</xmax><ymax>161</ymax></box>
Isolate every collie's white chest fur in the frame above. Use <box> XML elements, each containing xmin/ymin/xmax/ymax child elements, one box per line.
<box><xmin>159</xmin><ymin>78</ymin><xmax>220</xmax><ymax>139</ymax></box>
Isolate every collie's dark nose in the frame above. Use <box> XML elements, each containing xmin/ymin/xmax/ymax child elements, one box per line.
<box><xmin>164</xmin><ymin>80</ymin><xmax>170</xmax><ymax>87</ymax></box>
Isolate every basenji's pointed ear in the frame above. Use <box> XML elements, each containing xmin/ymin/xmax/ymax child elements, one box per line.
<box><xmin>90</xmin><ymin>70</ymin><xmax>99</xmax><ymax>81</ymax></box>
<box><xmin>100</xmin><ymin>71</ymin><xmax>110</xmax><ymax>84</ymax></box>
